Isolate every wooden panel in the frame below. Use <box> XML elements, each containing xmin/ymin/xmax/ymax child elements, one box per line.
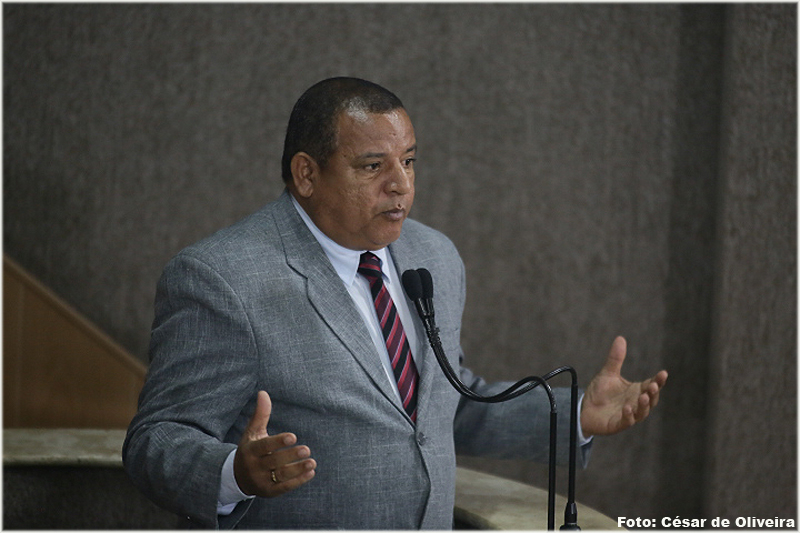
<box><xmin>3</xmin><ymin>256</ymin><xmax>147</xmax><ymax>428</ymax></box>
<box><xmin>3</xmin><ymin>267</ymin><xmax>25</xmax><ymax>424</ymax></box>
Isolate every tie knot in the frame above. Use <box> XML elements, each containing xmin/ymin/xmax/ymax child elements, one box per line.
<box><xmin>358</xmin><ymin>252</ymin><xmax>383</xmax><ymax>280</ymax></box>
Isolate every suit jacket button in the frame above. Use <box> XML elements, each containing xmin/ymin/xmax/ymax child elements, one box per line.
<box><xmin>417</xmin><ymin>432</ymin><xmax>427</xmax><ymax>446</ymax></box>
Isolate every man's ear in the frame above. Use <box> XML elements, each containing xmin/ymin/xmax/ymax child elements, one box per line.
<box><xmin>290</xmin><ymin>152</ymin><xmax>318</xmax><ymax>198</ymax></box>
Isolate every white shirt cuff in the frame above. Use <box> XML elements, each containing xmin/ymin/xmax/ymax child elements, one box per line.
<box><xmin>217</xmin><ymin>448</ymin><xmax>255</xmax><ymax>516</ymax></box>
<box><xmin>577</xmin><ymin>394</ymin><xmax>593</xmax><ymax>446</ymax></box>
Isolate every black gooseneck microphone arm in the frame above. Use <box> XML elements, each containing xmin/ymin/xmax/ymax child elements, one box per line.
<box><xmin>402</xmin><ymin>269</ymin><xmax>559</xmax><ymax>530</ymax></box>
<box><xmin>542</xmin><ymin>365</ymin><xmax>580</xmax><ymax>530</ymax></box>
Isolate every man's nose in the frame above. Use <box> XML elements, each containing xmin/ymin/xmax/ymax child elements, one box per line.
<box><xmin>386</xmin><ymin>162</ymin><xmax>414</xmax><ymax>195</ymax></box>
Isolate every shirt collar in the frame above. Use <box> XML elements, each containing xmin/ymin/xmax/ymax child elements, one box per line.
<box><xmin>290</xmin><ymin>193</ymin><xmax>390</xmax><ymax>287</ymax></box>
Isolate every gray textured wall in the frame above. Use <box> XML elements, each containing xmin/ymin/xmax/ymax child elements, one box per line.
<box><xmin>4</xmin><ymin>3</ymin><xmax>795</xmax><ymax>524</ymax></box>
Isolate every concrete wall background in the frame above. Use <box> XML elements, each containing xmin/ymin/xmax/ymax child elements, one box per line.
<box><xmin>4</xmin><ymin>3</ymin><xmax>795</xmax><ymax>523</ymax></box>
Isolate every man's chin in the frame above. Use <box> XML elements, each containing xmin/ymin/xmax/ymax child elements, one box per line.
<box><xmin>366</xmin><ymin>224</ymin><xmax>405</xmax><ymax>250</ymax></box>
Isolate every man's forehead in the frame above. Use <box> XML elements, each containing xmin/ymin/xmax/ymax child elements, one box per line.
<box><xmin>335</xmin><ymin>108</ymin><xmax>416</xmax><ymax>149</ymax></box>
<box><xmin>337</xmin><ymin>106</ymin><xmax>408</xmax><ymax>125</ymax></box>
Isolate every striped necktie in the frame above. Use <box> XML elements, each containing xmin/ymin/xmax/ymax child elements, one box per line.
<box><xmin>358</xmin><ymin>252</ymin><xmax>419</xmax><ymax>422</ymax></box>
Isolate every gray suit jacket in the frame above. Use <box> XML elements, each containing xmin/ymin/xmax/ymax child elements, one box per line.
<box><xmin>123</xmin><ymin>190</ymin><xmax>588</xmax><ymax>529</ymax></box>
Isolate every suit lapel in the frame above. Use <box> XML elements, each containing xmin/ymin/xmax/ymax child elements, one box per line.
<box><xmin>271</xmin><ymin>191</ymin><xmax>402</xmax><ymax>411</ymax></box>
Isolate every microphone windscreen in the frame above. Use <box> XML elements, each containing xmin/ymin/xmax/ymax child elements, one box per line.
<box><xmin>418</xmin><ymin>268</ymin><xmax>434</xmax><ymax>298</ymax></box>
<box><xmin>402</xmin><ymin>269</ymin><xmax>423</xmax><ymax>300</ymax></box>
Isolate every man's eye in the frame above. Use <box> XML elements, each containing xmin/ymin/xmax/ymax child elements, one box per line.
<box><xmin>366</xmin><ymin>162</ymin><xmax>381</xmax><ymax>171</ymax></box>
<box><xmin>404</xmin><ymin>158</ymin><xmax>416</xmax><ymax>167</ymax></box>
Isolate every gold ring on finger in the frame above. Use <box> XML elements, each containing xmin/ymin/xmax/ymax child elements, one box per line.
<box><xmin>271</xmin><ymin>470</ymin><xmax>279</xmax><ymax>484</ymax></box>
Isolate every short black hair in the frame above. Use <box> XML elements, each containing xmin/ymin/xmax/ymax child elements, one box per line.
<box><xmin>281</xmin><ymin>77</ymin><xmax>405</xmax><ymax>183</ymax></box>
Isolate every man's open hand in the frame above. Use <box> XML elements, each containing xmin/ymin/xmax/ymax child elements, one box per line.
<box><xmin>580</xmin><ymin>336</ymin><xmax>668</xmax><ymax>438</ymax></box>
<box><xmin>233</xmin><ymin>391</ymin><xmax>316</xmax><ymax>497</ymax></box>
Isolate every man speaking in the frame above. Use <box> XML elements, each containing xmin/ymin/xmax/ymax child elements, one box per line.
<box><xmin>123</xmin><ymin>77</ymin><xmax>667</xmax><ymax>529</ymax></box>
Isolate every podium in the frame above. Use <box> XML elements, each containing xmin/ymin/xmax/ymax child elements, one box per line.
<box><xmin>3</xmin><ymin>429</ymin><xmax>180</xmax><ymax>528</ymax></box>
<box><xmin>455</xmin><ymin>467</ymin><xmax>621</xmax><ymax>530</ymax></box>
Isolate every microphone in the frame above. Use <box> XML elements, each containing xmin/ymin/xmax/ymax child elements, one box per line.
<box><xmin>402</xmin><ymin>268</ymin><xmax>561</xmax><ymax>530</ymax></box>
<box><xmin>401</xmin><ymin>269</ymin><xmax>429</xmax><ymax>321</ymax></box>
<box><xmin>418</xmin><ymin>268</ymin><xmax>434</xmax><ymax>318</ymax></box>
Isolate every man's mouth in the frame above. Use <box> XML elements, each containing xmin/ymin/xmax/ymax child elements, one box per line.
<box><xmin>382</xmin><ymin>207</ymin><xmax>407</xmax><ymax>221</ymax></box>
